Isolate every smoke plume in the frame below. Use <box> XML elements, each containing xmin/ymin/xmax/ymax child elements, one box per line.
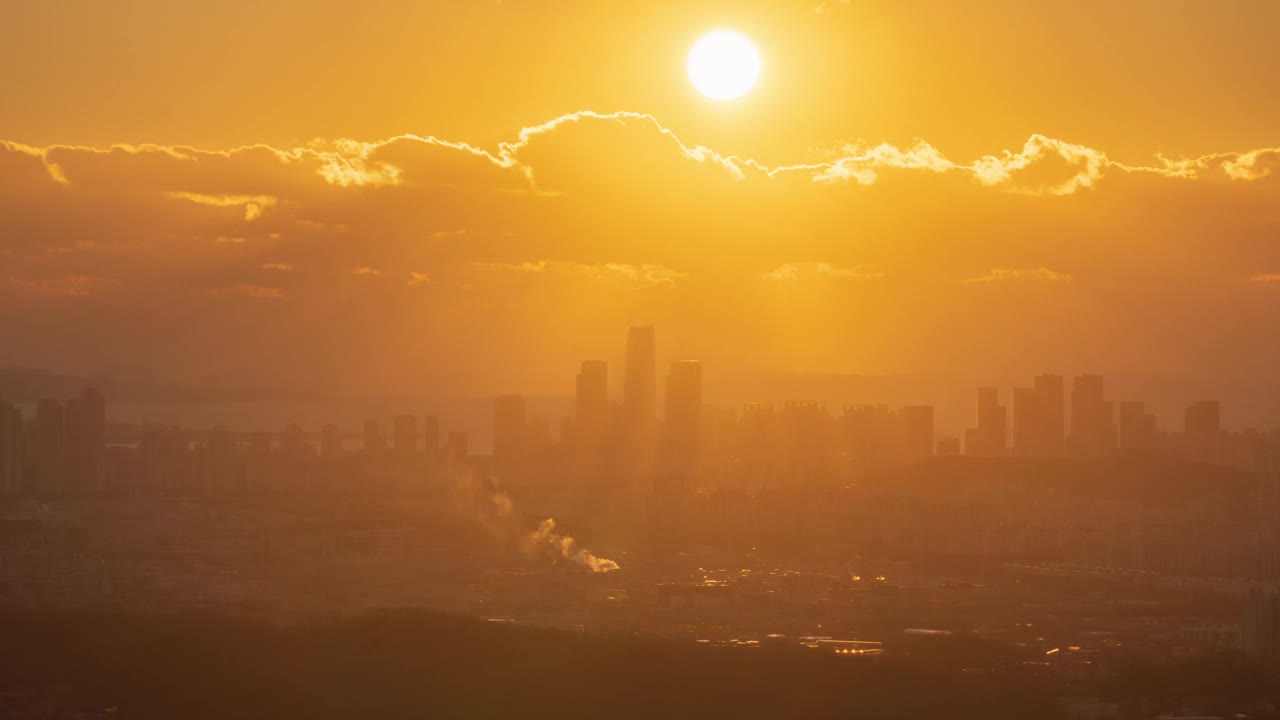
<box><xmin>448</xmin><ymin>465</ymin><xmax>620</xmax><ymax>573</ymax></box>
<box><xmin>526</xmin><ymin>518</ymin><xmax>621</xmax><ymax>573</ymax></box>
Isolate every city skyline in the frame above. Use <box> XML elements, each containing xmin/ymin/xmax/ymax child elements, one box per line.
<box><xmin>5</xmin><ymin>3</ymin><xmax>1280</xmax><ymax>716</ymax></box>
<box><xmin>2</xmin><ymin>324</ymin><xmax>1271</xmax><ymax>498</ymax></box>
<box><xmin>4</xmin><ymin>4</ymin><xmax>1280</xmax><ymax>398</ymax></box>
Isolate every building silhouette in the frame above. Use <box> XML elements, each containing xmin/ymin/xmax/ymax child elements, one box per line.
<box><xmin>423</xmin><ymin>416</ymin><xmax>440</xmax><ymax>460</ymax></box>
<box><xmin>1036</xmin><ymin>374</ymin><xmax>1065</xmax><ymax>456</ymax></box>
<box><xmin>573</xmin><ymin>360</ymin><xmax>611</xmax><ymax>481</ymax></box>
<box><xmin>320</xmin><ymin>424</ymin><xmax>343</xmax><ymax>459</ymax></box>
<box><xmin>622</xmin><ymin>325</ymin><xmax>657</xmax><ymax>456</ymax></box>
<box><xmin>32</xmin><ymin>398</ymin><xmax>66</xmax><ymax>493</ymax></box>
<box><xmin>662</xmin><ymin>360</ymin><xmax>703</xmax><ymax>478</ymax></box>
<box><xmin>1012</xmin><ymin>375</ymin><xmax>1065</xmax><ymax>458</ymax></box>
<box><xmin>444</xmin><ymin>431</ymin><xmax>469</xmax><ymax>462</ymax></box>
<box><xmin>394</xmin><ymin>414</ymin><xmax>418</xmax><ymax>456</ymax></box>
<box><xmin>1186</xmin><ymin>401</ymin><xmax>1222</xmax><ymax>436</ymax></box>
<box><xmin>1243</xmin><ymin>588</ymin><xmax>1280</xmax><ymax>663</ymax></box>
<box><xmin>0</xmin><ymin>400</ymin><xmax>21</xmax><ymax>493</ymax></box>
<box><xmin>1069</xmin><ymin>374</ymin><xmax>1114</xmax><ymax>457</ymax></box>
<box><xmin>1117</xmin><ymin>401</ymin><xmax>1158</xmax><ymax>450</ymax></box>
<box><xmin>900</xmin><ymin>405</ymin><xmax>935</xmax><ymax>462</ymax></box>
<box><xmin>575</xmin><ymin>361</ymin><xmax>609</xmax><ymax>439</ymax></box>
<box><xmin>965</xmin><ymin>386</ymin><xmax>1007</xmax><ymax>457</ymax></box>
<box><xmin>363</xmin><ymin>419</ymin><xmax>384</xmax><ymax>451</ymax></box>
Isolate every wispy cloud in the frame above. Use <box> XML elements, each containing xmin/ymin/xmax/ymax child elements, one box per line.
<box><xmin>472</xmin><ymin>260</ymin><xmax>686</xmax><ymax>288</ymax></box>
<box><xmin>964</xmin><ymin>267</ymin><xmax>1073</xmax><ymax>284</ymax></box>
<box><xmin>763</xmin><ymin>262</ymin><xmax>884</xmax><ymax>281</ymax></box>
<box><xmin>6</xmin><ymin>111</ymin><xmax>1275</xmax><ymax>204</ymax></box>
<box><xmin>167</xmin><ymin>191</ymin><xmax>277</xmax><ymax>221</ymax></box>
<box><xmin>201</xmin><ymin>284</ymin><xmax>286</xmax><ymax>300</ymax></box>
<box><xmin>3</xmin><ymin>274</ymin><xmax>119</xmax><ymax>298</ymax></box>
<box><xmin>813</xmin><ymin>0</ymin><xmax>849</xmax><ymax>13</ymax></box>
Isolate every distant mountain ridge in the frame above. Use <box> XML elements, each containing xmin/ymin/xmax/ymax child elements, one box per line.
<box><xmin>0</xmin><ymin>367</ymin><xmax>323</xmax><ymax>405</ymax></box>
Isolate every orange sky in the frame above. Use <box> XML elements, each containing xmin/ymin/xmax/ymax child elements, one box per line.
<box><xmin>1</xmin><ymin>0</ymin><xmax>1279</xmax><ymax>397</ymax></box>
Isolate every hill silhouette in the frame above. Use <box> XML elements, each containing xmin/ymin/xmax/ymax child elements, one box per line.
<box><xmin>0</xmin><ymin>608</ymin><xmax>1061</xmax><ymax>719</ymax></box>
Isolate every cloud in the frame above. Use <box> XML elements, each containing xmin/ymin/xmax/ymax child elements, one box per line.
<box><xmin>0</xmin><ymin>140</ymin><xmax>69</xmax><ymax>185</ymax></box>
<box><xmin>1222</xmin><ymin>148</ymin><xmax>1280</xmax><ymax>181</ymax></box>
<box><xmin>2</xmin><ymin>274</ymin><xmax>118</xmax><ymax>298</ymax></box>
<box><xmin>201</xmin><ymin>284</ymin><xmax>286</xmax><ymax>300</ymax></box>
<box><xmin>964</xmin><ymin>267</ymin><xmax>1073</xmax><ymax>284</ymax></box>
<box><xmin>166</xmin><ymin>191</ymin><xmax>277</xmax><ymax>221</ymax></box>
<box><xmin>1249</xmin><ymin>273</ymin><xmax>1280</xmax><ymax>284</ymax></box>
<box><xmin>472</xmin><ymin>260</ymin><xmax>686</xmax><ymax>288</ymax></box>
<box><xmin>1</xmin><ymin>109</ymin><xmax>1278</xmax><ymax>397</ymax></box>
<box><xmin>763</xmin><ymin>262</ymin><xmax>884</xmax><ymax>281</ymax></box>
<box><xmin>809</xmin><ymin>141</ymin><xmax>953</xmax><ymax>185</ymax></box>
<box><xmin>813</xmin><ymin>0</ymin><xmax>850</xmax><ymax>13</ymax></box>
<box><xmin>312</xmin><ymin>139</ymin><xmax>405</xmax><ymax>187</ymax></box>
<box><xmin>969</xmin><ymin>135</ymin><xmax>1107</xmax><ymax>195</ymax></box>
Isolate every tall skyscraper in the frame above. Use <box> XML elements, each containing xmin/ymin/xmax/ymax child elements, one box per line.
<box><xmin>576</xmin><ymin>361</ymin><xmax>609</xmax><ymax>436</ymax></box>
<box><xmin>1183</xmin><ymin>400</ymin><xmax>1222</xmax><ymax>464</ymax></box>
<box><xmin>393</xmin><ymin>414</ymin><xmax>418</xmax><ymax>456</ymax></box>
<box><xmin>320</xmin><ymin>424</ymin><xmax>343</xmax><ymax>458</ymax></box>
<box><xmin>1035</xmin><ymin>374</ymin><xmax>1065</xmax><ymax>456</ymax></box>
<box><xmin>622</xmin><ymin>325</ymin><xmax>657</xmax><ymax>454</ymax></box>
<box><xmin>1012</xmin><ymin>376</ymin><xmax>1066</xmax><ymax>458</ymax></box>
<box><xmin>32</xmin><ymin>398</ymin><xmax>65</xmax><ymax>494</ymax></box>
<box><xmin>1011</xmin><ymin>386</ymin><xmax>1039</xmax><ymax>457</ymax></box>
<box><xmin>492</xmin><ymin>394</ymin><xmax>527</xmax><ymax>466</ymax></box>
<box><xmin>1185</xmin><ymin>401</ymin><xmax>1221</xmax><ymax>435</ymax></box>
<box><xmin>0</xmin><ymin>401</ymin><xmax>21</xmax><ymax>494</ymax></box>
<box><xmin>1243</xmin><ymin>588</ymin><xmax>1280</xmax><ymax>661</ymax></box>
<box><xmin>1117</xmin><ymin>401</ymin><xmax>1158</xmax><ymax>450</ymax></box>
<box><xmin>363</xmin><ymin>418</ymin><xmax>384</xmax><ymax>451</ymax></box>
<box><xmin>63</xmin><ymin>387</ymin><xmax>106</xmax><ymax>492</ymax></box>
<box><xmin>965</xmin><ymin>386</ymin><xmax>1007</xmax><ymax>457</ymax></box>
<box><xmin>1069</xmin><ymin>374</ymin><xmax>1114</xmax><ymax>457</ymax></box>
<box><xmin>662</xmin><ymin>360</ymin><xmax>702</xmax><ymax>476</ymax></box>
<box><xmin>279</xmin><ymin>423</ymin><xmax>309</xmax><ymax>460</ymax></box>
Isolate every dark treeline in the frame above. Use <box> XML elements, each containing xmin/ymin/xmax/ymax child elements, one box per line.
<box><xmin>0</xmin><ymin>609</ymin><xmax>1055</xmax><ymax>719</ymax></box>
<box><xmin>2</xmin><ymin>609</ymin><xmax>1275</xmax><ymax>719</ymax></box>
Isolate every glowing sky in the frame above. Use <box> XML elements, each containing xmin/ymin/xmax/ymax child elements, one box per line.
<box><xmin>1</xmin><ymin>0</ymin><xmax>1279</xmax><ymax>395</ymax></box>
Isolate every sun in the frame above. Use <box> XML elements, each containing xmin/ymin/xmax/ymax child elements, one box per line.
<box><xmin>687</xmin><ymin>30</ymin><xmax>761</xmax><ymax>100</ymax></box>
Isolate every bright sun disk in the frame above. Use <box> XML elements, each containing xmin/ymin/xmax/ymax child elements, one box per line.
<box><xmin>687</xmin><ymin>30</ymin><xmax>760</xmax><ymax>100</ymax></box>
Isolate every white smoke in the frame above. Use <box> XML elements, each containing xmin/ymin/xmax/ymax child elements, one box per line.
<box><xmin>526</xmin><ymin>518</ymin><xmax>621</xmax><ymax>574</ymax></box>
<box><xmin>447</xmin><ymin>465</ymin><xmax>620</xmax><ymax>573</ymax></box>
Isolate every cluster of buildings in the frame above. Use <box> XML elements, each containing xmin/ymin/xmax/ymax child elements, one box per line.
<box><xmin>962</xmin><ymin>374</ymin><xmax>1262</xmax><ymax>472</ymax></box>
<box><xmin>0</xmin><ymin>326</ymin><xmax>1275</xmax><ymax>498</ymax></box>
<box><xmin>0</xmin><ymin>389</ymin><xmax>105</xmax><ymax>495</ymax></box>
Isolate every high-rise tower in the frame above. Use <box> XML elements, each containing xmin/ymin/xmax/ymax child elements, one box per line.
<box><xmin>622</xmin><ymin>325</ymin><xmax>657</xmax><ymax>453</ymax></box>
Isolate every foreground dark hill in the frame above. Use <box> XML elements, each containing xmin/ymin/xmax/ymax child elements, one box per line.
<box><xmin>0</xmin><ymin>609</ymin><xmax>1064</xmax><ymax>719</ymax></box>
